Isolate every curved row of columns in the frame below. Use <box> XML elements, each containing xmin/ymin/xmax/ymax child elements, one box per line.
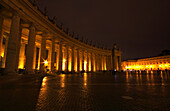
<box><xmin>0</xmin><ymin>1</ymin><xmax>121</xmax><ymax>74</ymax></box>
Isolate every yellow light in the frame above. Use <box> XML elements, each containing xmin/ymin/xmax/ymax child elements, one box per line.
<box><xmin>60</xmin><ymin>74</ymin><xmax>65</xmax><ymax>88</ymax></box>
<box><xmin>159</xmin><ymin>65</ymin><xmax>161</xmax><ymax>67</ymax></box>
<box><xmin>84</xmin><ymin>73</ymin><xmax>87</xmax><ymax>86</ymax></box>
<box><xmin>146</xmin><ymin>66</ymin><xmax>148</xmax><ymax>68</ymax></box>
<box><xmin>42</xmin><ymin>77</ymin><xmax>47</xmax><ymax>86</ymax></box>
<box><xmin>44</xmin><ymin>60</ymin><xmax>48</xmax><ymax>66</ymax></box>
<box><xmin>165</xmin><ymin>64</ymin><xmax>167</xmax><ymax>67</ymax></box>
<box><xmin>150</xmin><ymin>65</ymin><xmax>152</xmax><ymax>68</ymax></box>
<box><xmin>84</xmin><ymin>61</ymin><xmax>87</xmax><ymax>71</ymax></box>
<box><xmin>63</xmin><ymin>59</ymin><xmax>66</xmax><ymax>71</ymax></box>
<box><xmin>1</xmin><ymin>52</ymin><xmax>4</xmax><ymax>58</ymax></box>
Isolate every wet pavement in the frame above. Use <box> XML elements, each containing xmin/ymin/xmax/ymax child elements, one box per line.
<box><xmin>35</xmin><ymin>72</ymin><xmax>170</xmax><ymax>111</ymax></box>
<box><xmin>0</xmin><ymin>74</ymin><xmax>45</xmax><ymax>111</ymax></box>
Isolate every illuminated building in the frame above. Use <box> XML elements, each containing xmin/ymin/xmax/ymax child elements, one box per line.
<box><xmin>0</xmin><ymin>0</ymin><xmax>121</xmax><ymax>74</ymax></box>
<box><xmin>122</xmin><ymin>54</ymin><xmax>170</xmax><ymax>71</ymax></box>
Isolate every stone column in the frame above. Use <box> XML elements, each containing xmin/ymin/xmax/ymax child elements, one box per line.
<box><xmin>87</xmin><ymin>52</ymin><xmax>89</xmax><ymax>72</ymax></box>
<box><xmin>118</xmin><ymin>55</ymin><xmax>121</xmax><ymax>71</ymax></box>
<box><xmin>47</xmin><ymin>49</ymin><xmax>51</xmax><ymax>71</ymax></box>
<box><xmin>5</xmin><ymin>14</ymin><xmax>20</xmax><ymax>74</ymax></box>
<box><xmin>18</xmin><ymin>40</ymin><xmax>26</xmax><ymax>69</ymax></box>
<box><xmin>101</xmin><ymin>55</ymin><xmax>103</xmax><ymax>71</ymax></box>
<box><xmin>82</xmin><ymin>49</ymin><xmax>84</xmax><ymax>71</ymax></box>
<box><xmin>106</xmin><ymin>55</ymin><xmax>108</xmax><ymax>71</ymax></box>
<box><xmin>33</xmin><ymin>45</ymin><xmax>37</xmax><ymax>70</ymax></box>
<box><xmin>105</xmin><ymin>56</ymin><xmax>107</xmax><ymax>70</ymax></box>
<box><xmin>0</xmin><ymin>16</ymin><xmax>4</xmax><ymax>63</ymax></box>
<box><xmin>112</xmin><ymin>44</ymin><xmax>117</xmax><ymax>71</ymax></box>
<box><xmin>38</xmin><ymin>47</ymin><xmax>41</xmax><ymax>70</ymax></box>
<box><xmin>58</xmin><ymin>41</ymin><xmax>63</xmax><ymax>72</ymax></box>
<box><xmin>98</xmin><ymin>55</ymin><xmax>101</xmax><ymax>71</ymax></box>
<box><xmin>109</xmin><ymin>56</ymin><xmax>112</xmax><ymax>71</ymax></box>
<box><xmin>15</xmin><ymin>27</ymin><xmax>22</xmax><ymax>71</ymax></box>
<box><xmin>66</xmin><ymin>45</ymin><xmax>69</xmax><ymax>72</ymax></box>
<box><xmin>71</xmin><ymin>46</ymin><xmax>74</xmax><ymax>72</ymax></box>
<box><xmin>103</xmin><ymin>56</ymin><xmax>105</xmax><ymax>70</ymax></box>
<box><xmin>96</xmin><ymin>54</ymin><xmax>100</xmax><ymax>71</ymax></box>
<box><xmin>2</xmin><ymin>36</ymin><xmax>9</xmax><ymax>68</ymax></box>
<box><xmin>91</xmin><ymin>52</ymin><xmax>93</xmax><ymax>72</ymax></box>
<box><xmin>100</xmin><ymin>55</ymin><xmax>102</xmax><ymax>71</ymax></box>
<box><xmin>40</xmin><ymin>33</ymin><xmax>46</xmax><ymax>72</ymax></box>
<box><xmin>115</xmin><ymin>56</ymin><xmax>118</xmax><ymax>71</ymax></box>
<box><xmin>106</xmin><ymin>56</ymin><xmax>109</xmax><ymax>71</ymax></box>
<box><xmin>98</xmin><ymin>54</ymin><xmax>100</xmax><ymax>71</ymax></box>
<box><xmin>77</xmin><ymin>48</ymin><xmax>80</xmax><ymax>72</ymax></box>
<box><xmin>56</xmin><ymin>50</ymin><xmax>59</xmax><ymax>70</ymax></box>
<box><xmin>95</xmin><ymin>53</ymin><xmax>97</xmax><ymax>71</ymax></box>
<box><xmin>25</xmin><ymin>25</ymin><xmax>36</xmax><ymax>74</ymax></box>
<box><xmin>51</xmin><ymin>37</ymin><xmax>55</xmax><ymax>72</ymax></box>
<box><xmin>111</xmin><ymin>55</ymin><xmax>113</xmax><ymax>70</ymax></box>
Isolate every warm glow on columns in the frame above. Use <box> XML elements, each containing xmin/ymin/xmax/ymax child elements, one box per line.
<box><xmin>80</xmin><ymin>60</ymin><xmax>82</xmax><ymax>71</ymax></box>
<box><xmin>1</xmin><ymin>52</ymin><xmax>4</xmax><ymax>58</ymax></box>
<box><xmin>84</xmin><ymin>61</ymin><xmax>87</xmax><ymax>71</ymax></box>
<box><xmin>89</xmin><ymin>58</ymin><xmax>91</xmax><ymax>71</ymax></box>
<box><xmin>18</xmin><ymin>58</ymin><xmax>25</xmax><ymax>69</ymax></box>
<box><xmin>104</xmin><ymin>57</ymin><xmax>107</xmax><ymax>70</ymax></box>
<box><xmin>62</xmin><ymin>59</ymin><xmax>66</xmax><ymax>71</ymax></box>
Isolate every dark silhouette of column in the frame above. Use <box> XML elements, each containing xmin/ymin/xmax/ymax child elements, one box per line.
<box><xmin>58</xmin><ymin>41</ymin><xmax>63</xmax><ymax>72</ymax></box>
<box><xmin>51</xmin><ymin>37</ymin><xmax>55</xmax><ymax>72</ymax></box>
<box><xmin>25</xmin><ymin>24</ymin><xmax>36</xmax><ymax>74</ymax></box>
<box><xmin>40</xmin><ymin>32</ymin><xmax>46</xmax><ymax>72</ymax></box>
<box><xmin>5</xmin><ymin>14</ymin><xmax>20</xmax><ymax>74</ymax></box>
<box><xmin>71</xmin><ymin>46</ymin><xmax>74</xmax><ymax>72</ymax></box>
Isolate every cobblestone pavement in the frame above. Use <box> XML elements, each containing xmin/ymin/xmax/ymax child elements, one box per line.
<box><xmin>35</xmin><ymin>72</ymin><xmax>170</xmax><ymax>111</ymax></box>
<box><xmin>0</xmin><ymin>74</ymin><xmax>45</xmax><ymax>111</ymax></box>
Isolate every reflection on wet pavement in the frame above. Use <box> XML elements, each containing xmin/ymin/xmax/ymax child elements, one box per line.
<box><xmin>36</xmin><ymin>72</ymin><xmax>170</xmax><ymax>110</ymax></box>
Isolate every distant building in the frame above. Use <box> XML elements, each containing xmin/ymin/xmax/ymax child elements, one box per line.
<box><xmin>122</xmin><ymin>51</ymin><xmax>170</xmax><ymax>71</ymax></box>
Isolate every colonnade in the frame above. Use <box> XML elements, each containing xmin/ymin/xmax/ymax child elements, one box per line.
<box><xmin>0</xmin><ymin>0</ymin><xmax>121</xmax><ymax>74</ymax></box>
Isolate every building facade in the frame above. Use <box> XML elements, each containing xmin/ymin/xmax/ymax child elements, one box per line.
<box><xmin>122</xmin><ymin>55</ymin><xmax>170</xmax><ymax>71</ymax></box>
<box><xmin>0</xmin><ymin>0</ymin><xmax>121</xmax><ymax>74</ymax></box>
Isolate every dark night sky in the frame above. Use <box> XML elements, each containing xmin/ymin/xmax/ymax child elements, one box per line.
<box><xmin>37</xmin><ymin>0</ymin><xmax>170</xmax><ymax>60</ymax></box>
